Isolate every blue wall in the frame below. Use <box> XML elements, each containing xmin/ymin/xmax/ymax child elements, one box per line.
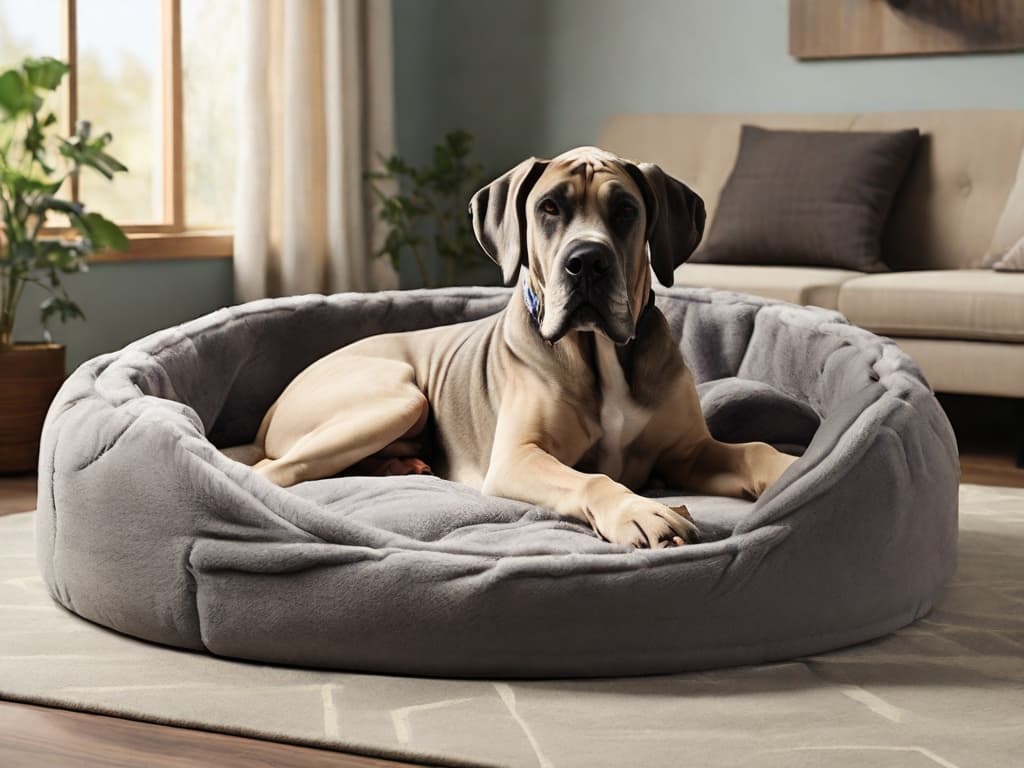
<box><xmin>538</xmin><ymin>0</ymin><xmax>1024</xmax><ymax>154</ymax></box>
<box><xmin>12</xmin><ymin>258</ymin><xmax>234</xmax><ymax>370</ymax></box>
<box><xmin>394</xmin><ymin>0</ymin><xmax>1024</xmax><ymax>161</ymax></box>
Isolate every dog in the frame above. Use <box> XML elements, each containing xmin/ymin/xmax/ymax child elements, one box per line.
<box><xmin>241</xmin><ymin>147</ymin><xmax>796</xmax><ymax>548</ymax></box>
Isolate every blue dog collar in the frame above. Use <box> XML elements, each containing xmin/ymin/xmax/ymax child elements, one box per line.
<box><xmin>522</xmin><ymin>278</ymin><xmax>540</xmax><ymax>322</ymax></box>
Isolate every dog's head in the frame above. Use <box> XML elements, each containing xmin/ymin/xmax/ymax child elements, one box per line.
<box><xmin>469</xmin><ymin>146</ymin><xmax>705</xmax><ymax>345</ymax></box>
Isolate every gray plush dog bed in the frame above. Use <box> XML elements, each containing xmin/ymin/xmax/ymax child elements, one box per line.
<box><xmin>36</xmin><ymin>287</ymin><xmax>958</xmax><ymax>677</ymax></box>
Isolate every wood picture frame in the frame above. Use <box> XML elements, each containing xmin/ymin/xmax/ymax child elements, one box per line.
<box><xmin>790</xmin><ymin>0</ymin><xmax>1024</xmax><ymax>59</ymax></box>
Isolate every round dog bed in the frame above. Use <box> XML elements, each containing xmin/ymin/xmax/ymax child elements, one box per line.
<box><xmin>36</xmin><ymin>287</ymin><xmax>958</xmax><ymax>677</ymax></box>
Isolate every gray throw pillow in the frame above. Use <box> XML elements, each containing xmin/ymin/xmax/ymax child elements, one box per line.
<box><xmin>693</xmin><ymin>125</ymin><xmax>920</xmax><ymax>272</ymax></box>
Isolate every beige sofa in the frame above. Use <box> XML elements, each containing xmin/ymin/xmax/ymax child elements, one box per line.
<box><xmin>600</xmin><ymin>111</ymin><xmax>1024</xmax><ymax>398</ymax></box>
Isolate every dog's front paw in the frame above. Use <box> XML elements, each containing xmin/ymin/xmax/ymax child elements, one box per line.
<box><xmin>597</xmin><ymin>497</ymin><xmax>699</xmax><ymax>549</ymax></box>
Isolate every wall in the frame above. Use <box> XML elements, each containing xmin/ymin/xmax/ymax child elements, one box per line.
<box><xmin>12</xmin><ymin>258</ymin><xmax>234</xmax><ymax>371</ymax></box>
<box><xmin>394</xmin><ymin>0</ymin><xmax>1024</xmax><ymax>165</ymax></box>
<box><xmin>539</xmin><ymin>0</ymin><xmax>1024</xmax><ymax>154</ymax></box>
<box><xmin>392</xmin><ymin>0</ymin><xmax>548</xmax><ymax>286</ymax></box>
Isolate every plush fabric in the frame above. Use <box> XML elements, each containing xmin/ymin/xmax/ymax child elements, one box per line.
<box><xmin>36</xmin><ymin>287</ymin><xmax>959</xmax><ymax>678</ymax></box>
<box><xmin>692</xmin><ymin>125</ymin><xmax>919</xmax><ymax>272</ymax></box>
<box><xmin>675</xmin><ymin>263</ymin><xmax>863</xmax><ymax>308</ymax></box>
<box><xmin>838</xmin><ymin>269</ymin><xmax>1024</xmax><ymax>342</ymax></box>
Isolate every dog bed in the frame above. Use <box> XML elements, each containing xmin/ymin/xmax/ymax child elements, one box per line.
<box><xmin>36</xmin><ymin>287</ymin><xmax>958</xmax><ymax>677</ymax></box>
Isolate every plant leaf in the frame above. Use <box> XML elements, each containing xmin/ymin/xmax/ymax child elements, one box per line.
<box><xmin>79</xmin><ymin>212</ymin><xmax>129</xmax><ymax>251</ymax></box>
<box><xmin>23</xmin><ymin>57</ymin><xmax>68</xmax><ymax>91</ymax></box>
<box><xmin>40</xmin><ymin>295</ymin><xmax>85</xmax><ymax>327</ymax></box>
<box><xmin>40</xmin><ymin>197</ymin><xmax>85</xmax><ymax>217</ymax></box>
<box><xmin>0</xmin><ymin>70</ymin><xmax>32</xmax><ymax>115</ymax></box>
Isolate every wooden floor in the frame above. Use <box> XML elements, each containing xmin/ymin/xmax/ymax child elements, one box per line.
<box><xmin>0</xmin><ymin>701</ymin><xmax>412</xmax><ymax>768</ymax></box>
<box><xmin>1</xmin><ymin>396</ymin><xmax>1021</xmax><ymax>765</ymax></box>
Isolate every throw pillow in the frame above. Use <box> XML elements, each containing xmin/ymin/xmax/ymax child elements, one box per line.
<box><xmin>693</xmin><ymin>125</ymin><xmax>921</xmax><ymax>272</ymax></box>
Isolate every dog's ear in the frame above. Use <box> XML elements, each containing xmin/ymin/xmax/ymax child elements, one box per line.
<box><xmin>469</xmin><ymin>158</ymin><xmax>549</xmax><ymax>285</ymax></box>
<box><xmin>625</xmin><ymin>162</ymin><xmax>706</xmax><ymax>287</ymax></box>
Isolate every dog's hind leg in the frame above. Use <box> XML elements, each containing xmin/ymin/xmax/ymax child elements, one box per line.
<box><xmin>660</xmin><ymin>438</ymin><xmax>797</xmax><ymax>500</ymax></box>
<box><xmin>220</xmin><ymin>443</ymin><xmax>267</xmax><ymax>466</ymax></box>
<box><xmin>256</xmin><ymin>383</ymin><xmax>428</xmax><ymax>487</ymax></box>
<box><xmin>351</xmin><ymin>439</ymin><xmax>433</xmax><ymax>476</ymax></box>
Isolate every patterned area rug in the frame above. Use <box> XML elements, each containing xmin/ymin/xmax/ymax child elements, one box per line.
<box><xmin>1</xmin><ymin>484</ymin><xmax>1022</xmax><ymax>768</ymax></box>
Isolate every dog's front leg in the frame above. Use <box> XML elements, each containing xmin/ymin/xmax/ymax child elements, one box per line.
<box><xmin>482</xmin><ymin>385</ymin><xmax>698</xmax><ymax>548</ymax></box>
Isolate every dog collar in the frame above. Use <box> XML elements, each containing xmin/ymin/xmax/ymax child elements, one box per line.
<box><xmin>522</xmin><ymin>278</ymin><xmax>541</xmax><ymax>323</ymax></box>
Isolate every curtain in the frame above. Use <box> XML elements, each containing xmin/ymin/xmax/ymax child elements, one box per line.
<box><xmin>234</xmin><ymin>0</ymin><xmax>398</xmax><ymax>302</ymax></box>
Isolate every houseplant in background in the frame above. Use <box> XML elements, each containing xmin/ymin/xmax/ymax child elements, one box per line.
<box><xmin>0</xmin><ymin>57</ymin><xmax>128</xmax><ymax>472</ymax></box>
<box><xmin>367</xmin><ymin>130</ymin><xmax>484</xmax><ymax>287</ymax></box>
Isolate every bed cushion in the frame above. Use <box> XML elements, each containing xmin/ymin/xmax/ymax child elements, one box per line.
<box><xmin>35</xmin><ymin>287</ymin><xmax>959</xmax><ymax>677</ymax></box>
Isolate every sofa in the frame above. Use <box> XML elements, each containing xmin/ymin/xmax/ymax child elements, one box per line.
<box><xmin>600</xmin><ymin>111</ymin><xmax>1024</xmax><ymax>399</ymax></box>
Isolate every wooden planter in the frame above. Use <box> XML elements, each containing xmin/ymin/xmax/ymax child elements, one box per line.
<box><xmin>0</xmin><ymin>343</ymin><xmax>65</xmax><ymax>473</ymax></box>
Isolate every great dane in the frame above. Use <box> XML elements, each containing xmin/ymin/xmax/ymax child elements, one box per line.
<box><xmin>242</xmin><ymin>147</ymin><xmax>796</xmax><ymax>548</ymax></box>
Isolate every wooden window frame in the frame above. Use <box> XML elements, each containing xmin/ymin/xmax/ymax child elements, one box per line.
<box><xmin>56</xmin><ymin>0</ymin><xmax>231</xmax><ymax>262</ymax></box>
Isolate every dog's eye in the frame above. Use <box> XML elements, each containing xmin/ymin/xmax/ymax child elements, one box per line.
<box><xmin>616</xmin><ymin>203</ymin><xmax>638</xmax><ymax>221</ymax></box>
<box><xmin>539</xmin><ymin>199</ymin><xmax>560</xmax><ymax>216</ymax></box>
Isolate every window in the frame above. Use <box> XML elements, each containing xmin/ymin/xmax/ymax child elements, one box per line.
<box><xmin>0</xmin><ymin>0</ymin><xmax>239</xmax><ymax>261</ymax></box>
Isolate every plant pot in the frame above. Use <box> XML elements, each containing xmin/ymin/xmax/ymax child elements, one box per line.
<box><xmin>0</xmin><ymin>343</ymin><xmax>65</xmax><ymax>473</ymax></box>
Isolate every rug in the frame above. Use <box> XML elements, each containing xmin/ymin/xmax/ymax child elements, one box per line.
<box><xmin>1</xmin><ymin>483</ymin><xmax>1022</xmax><ymax>768</ymax></box>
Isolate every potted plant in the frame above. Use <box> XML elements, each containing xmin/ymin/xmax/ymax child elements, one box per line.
<box><xmin>366</xmin><ymin>130</ymin><xmax>485</xmax><ymax>287</ymax></box>
<box><xmin>0</xmin><ymin>57</ymin><xmax>128</xmax><ymax>472</ymax></box>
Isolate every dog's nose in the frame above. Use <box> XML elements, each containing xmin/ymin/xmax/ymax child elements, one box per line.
<box><xmin>564</xmin><ymin>243</ymin><xmax>611</xmax><ymax>280</ymax></box>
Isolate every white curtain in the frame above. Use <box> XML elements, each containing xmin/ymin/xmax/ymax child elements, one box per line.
<box><xmin>234</xmin><ymin>0</ymin><xmax>398</xmax><ymax>302</ymax></box>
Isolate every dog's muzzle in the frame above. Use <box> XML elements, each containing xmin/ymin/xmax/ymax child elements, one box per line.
<box><xmin>545</xmin><ymin>239</ymin><xmax>634</xmax><ymax>344</ymax></box>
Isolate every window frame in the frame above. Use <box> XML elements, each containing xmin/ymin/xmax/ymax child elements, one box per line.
<box><xmin>55</xmin><ymin>0</ymin><xmax>231</xmax><ymax>262</ymax></box>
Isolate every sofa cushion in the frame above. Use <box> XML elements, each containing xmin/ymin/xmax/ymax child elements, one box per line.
<box><xmin>838</xmin><ymin>270</ymin><xmax>1024</xmax><ymax>342</ymax></box>
<box><xmin>894</xmin><ymin>337</ymin><xmax>1024</xmax><ymax>398</ymax></box>
<box><xmin>692</xmin><ymin>125</ymin><xmax>920</xmax><ymax>272</ymax></box>
<box><xmin>675</xmin><ymin>263</ymin><xmax>864</xmax><ymax>309</ymax></box>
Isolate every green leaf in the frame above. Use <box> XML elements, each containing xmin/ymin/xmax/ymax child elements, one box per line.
<box><xmin>40</xmin><ymin>295</ymin><xmax>85</xmax><ymax>327</ymax></box>
<box><xmin>0</xmin><ymin>70</ymin><xmax>32</xmax><ymax>115</ymax></box>
<box><xmin>36</xmin><ymin>240</ymin><xmax>88</xmax><ymax>274</ymax></box>
<box><xmin>40</xmin><ymin>197</ymin><xmax>84</xmax><ymax>217</ymax></box>
<box><xmin>59</xmin><ymin>136</ymin><xmax>129</xmax><ymax>179</ymax></box>
<box><xmin>2</xmin><ymin>170</ymin><xmax>61</xmax><ymax>199</ymax></box>
<box><xmin>79</xmin><ymin>212</ymin><xmax>129</xmax><ymax>251</ymax></box>
<box><xmin>23</xmin><ymin>58</ymin><xmax>68</xmax><ymax>91</ymax></box>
